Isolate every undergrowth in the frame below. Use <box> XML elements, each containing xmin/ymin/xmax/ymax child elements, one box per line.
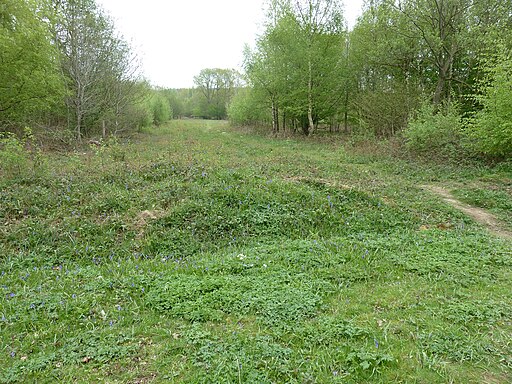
<box><xmin>1</xmin><ymin>120</ymin><xmax>511</xmax><ymax>383</ymax></box>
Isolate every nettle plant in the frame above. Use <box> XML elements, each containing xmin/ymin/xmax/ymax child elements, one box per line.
<box><xmin>404</xmin><ymin>100</ymin><xmax>463</xmax><ymax>158</ymax></box>
<box><xmin>0</xmin><ymin>127</ymin><xmax>44</xmax><ymax>178</ymax></box>
<box><xmin>90</xmin><ymin>136</ymin><xmax>127</xmax><ymax>169</ymax></box>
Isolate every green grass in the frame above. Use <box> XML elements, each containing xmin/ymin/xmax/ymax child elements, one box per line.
<box><xmin>1</xmin><ymin>120</ymin><xmax>511</xmax><ymax>383</ymax></box>
<box><xmin>453</xmin><ymin>184</ymin><xmax>512</xmax><ymax>228</ymax></box>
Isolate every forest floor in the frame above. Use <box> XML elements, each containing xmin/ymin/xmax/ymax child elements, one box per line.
<box><xmin>1</xmin><ymin>120</ymin><xmax>511</xmax><ymax>383</ymax></box>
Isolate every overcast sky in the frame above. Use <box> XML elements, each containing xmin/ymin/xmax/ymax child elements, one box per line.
<box><xmin>97</xmin><ymin>0</ymin><xmax>364</xmax><ymax>88</ymax></box>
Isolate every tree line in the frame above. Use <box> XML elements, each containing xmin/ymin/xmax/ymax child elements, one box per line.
<box><xmin>0</xmin><ymin>0</ymin><xmax>174</xmax><ymax>142</ymax></box>
<box><xmin>228</xmin><ymin>0</ymin><xmax>512</xmax><ymax>160</ymax></box>
<box><xmin>162</xmin><ymin>68</ymin><xmax>241</xmax><ymax>121</ymax></box>
<box><xmin>2</xmin><ymin>0</ymin><xmax>510</xmax><ymax>159</ymax></box>
<box><xmin>0</xmin><ymin>0</ymin><xmax>241</xmax><ymax>140</ymax></box>
<box><xmin>1</xmin><ymin>0</ymin><xmax>240</xmax><ymax>139</ymax></box>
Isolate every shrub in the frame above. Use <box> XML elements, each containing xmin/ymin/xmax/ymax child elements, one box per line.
<box><xmin>466</xmin><ymin>49</ymin><xmax>512</xmax><ymax>159</ymax></box>
<box><xmin>0</xmin><ymin>132</ymin><xmax>29</xmax><ymax>177</ymax></box>
<box><xmin>228</xmin><ymin>88</ymin><xmax>268</xmax><ymax>126</ymax></box>
<box><xmin>126</xmin><ymin>102</ymin><xmax>153</xmax><ymax>131</ymax></box>
<box><xmin>151</xmin><ymin>93</ymin><xmax>172</xmax><ymax>125</ymax></box>
<box><xmin>404</xmin><ymin>101</ymin><xmax>463</xmax><ymax>157</ymax></box>
<box><xmin>0</xmin><ymin>128</ymin><xmax>45</xmax><ymax>178</ymax></box>
<box><xmin>355</xmin><ymin>82</ymin><xmax>419</xmax><ymax>138</ymax></box>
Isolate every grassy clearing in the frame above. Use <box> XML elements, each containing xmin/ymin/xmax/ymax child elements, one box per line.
<box><xmin>1</xmin><ymin>120</ymin><xmax>511</xmax><ymax>383</ymax></box>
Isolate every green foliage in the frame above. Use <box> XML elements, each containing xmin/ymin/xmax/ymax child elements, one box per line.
<box><xmin>162</xmin><ymin>89</ymin><xmax>186</xmax><ymax>119</ymax></box>
<box><xmin>0</xmin><ymin>133</ymin><xmax>30</xmax><ymax>177</ymax></box>
<box><xmin>0</xmin><ymin>0</ymin><xmax>148</xmax><ymax>140</ymax></box>
<box><xmin>125</xmin><ymin>101</ymin><xmax>153</xmax><ymax>131</ymax></box>
<box><xmin>0</xmin><ymin>0</ymin><xmax>64</xmax><ymax>127</ymax></box>
<box><xmin>1</xmin><ymin>330</ymin><xmax>136</xmax><ymax>383</ymax></box>
<box><xmin>348</xmin><ymin>3</ymin><xmax>421</xmax><ymax>137</ymax></box>
<box><xmin>0</xmin><ymin>120</ymin><xmax>511</xmax><ymax>382</ymax></box>
<box><xmin>146</xmin><ymin>273</ymin><xmax>325</xmax><ymax>328</ymax></box>
<box><xmin>404</xmin><ymin>101</ymin><xmax>463</xmax><ymax>157</ymax></box>
<box><xmin>236</xmin><ymin>0</ymin><xmax>512</xmax><ymax>160</ymax></box>
<box><xmin>228</xmin><ymin>88</ymin><xmax>268</xmax><ymax>126</ymax></box>
<box><xmin>150</xmin><ymin>92</ymin><xmax>172</xmax><ymax>125</ymax></box>
<box><xmin>356</xmin><ymin>85</ymin><xmax>419</xmax><ymax>138</ymax></box>
<box><xmin>244</xmin><ymin>0</ymin><xmax>346</xmax><ymax>134</ymax></box>
<box><xmin>193</xmin><ymin>68</ymin><xmax>240</xmax><ymax>119</ymax></box>
<box><xmin>442</xmin><ymin>299</ymin><xmax>511</xmax><ymax>326</ymax></box>
<box><xmin>467</xmin><ymin>49</ymin><xmax>512</xmax><ymax>159</ymax></box>
<box><xmin>345</xmin><ymin>350</ymin><xmax>394</xmax><ymax>373</ymax></box>
<box><xmin>417</xmin><ymin>328</ymin><xmax>496</xmax><ymax>363</ymax></box>
<box><xmin>0</xmin><ymin>128</ymin><xmax>46</xmax><ymax>178</ymax></box>
<box><xmin>90</xmin><ymin>136</ymin><xmax>127</xmax><ymax>165</ymax></box>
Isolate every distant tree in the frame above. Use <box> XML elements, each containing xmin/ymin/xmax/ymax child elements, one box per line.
<box><xmin>243</xmin><ymin>0</ymin><xmax>346</xmax><ymax>135</ymax></box>
<box><xmin>243</xmin><ymin>36</ymin><xmax>287</xmax><ymax>133</ymax></box>
<box><xmin>150</xmin><ymin>91</ymin><xmax>172</xmax><ymax>125</ymax></box>
<box><xmin>389</xmin><ymin>0</ymin><xmax>470</xmax><ymax>106</ymax></box>
<box><xmin>228</xmin><ymin>87</ymin><xmax>270</xmax><ymax>126</ymax></box>
<box><xmin>162</xmin><ymin>90</ymin><xmax>185</xmax><ymax>119</ymax></box>
<box><xmin>193</xmin><ymin>68</ymin><xmax>240</xmax><ymax>119</ymax></box>
<box><xmin>97</xmin><ymin>37</ymin><xmax>143</xmax><ymax>136</ymax></box>
<box><xmin>347</xmin><ymin>0</ymin><xmax>512</xmax><ymax>137</ymax></box>
<box><xmin>348</xmin><ymin>2</ymin><xmax>421</xmax><ymax>136</ymax></box>
<box><xmin>289</xmin><ymin>0</ymin><xmax>346</xmax><ymax>134</ymax></box>
<box><xmin>123</xmin><ymin>81</ymin><xmax>153</xmax><ymax>131</ymax></box>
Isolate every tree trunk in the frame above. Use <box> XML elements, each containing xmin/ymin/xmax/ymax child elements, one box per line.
<box><xmin>344</xmin><ymin>89</ymin><xmax>349</xmax><ymax>132</ymax></box>
<box><xmin>271</xmin><ymin>99</ymin><xmax>279</xmax><ymax>134</ymax></box>
<box><xmin>302</xmin><ymin>116</ymin><xmax>309</xmax><ymax>136</ymax></box>
<box><xmin>433</xmin><ymin>41</ymin><xmax>457</xmax><ymax>106</ymax></box>
<box><xmin>307</xmin><ymin>58</ymin><xmax>314</xmax><ymax>135</ymax></box>
<box><xmin>433</xmin><ymin>66</ymin><xmax>447</xmax><ymax>106</ymax></box>
<box><xmin>76</xmin><ymin>111</ymin><xmax>82</xmax><ymax>143</ymax></box>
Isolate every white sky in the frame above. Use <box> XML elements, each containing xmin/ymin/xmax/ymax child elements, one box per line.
<box><xmin>97</xmin><ymin>0</ymin><xmax>364</xmax><ymax>88</ymax></box>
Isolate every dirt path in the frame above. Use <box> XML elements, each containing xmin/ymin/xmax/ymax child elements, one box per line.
<box><xmin>424</xmin><ymin>185</ymin><xmax>512</xmax><ymax>240</ymax></box>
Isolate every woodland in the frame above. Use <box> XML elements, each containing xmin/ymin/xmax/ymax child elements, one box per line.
<box><xmin>1</xmin><ymin>1</ymin><xmax>512</xmax><ymax>382</ymax></box>
<box><xmin>1</xmin><ymin>0</ymin><xmax>512</xmax><ymax>160</ymax></box>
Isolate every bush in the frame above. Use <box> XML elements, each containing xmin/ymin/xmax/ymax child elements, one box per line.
<box><xmin>126</xmin><ymin>102</ymin><xmax>153</xmax><ymax>131</ymax></box>
<box><xmin>355</xmin><ymin>82</ymin><xmax>419</xmax><ymax>138</ymax></box>
<box><xmin>151</xmin><ymin>93</ymin><xmax>172</xmax><ymax>125</ymax></box>
<box><xmin>228</xmin><ymin>88</ymin><xmax>268</xmax><ymax>126</ymax></box>
<box><xmin>466</xmin><ymin>49</ymin><xmax>512</xmax><ymax>159</ymax></box>
<box><xmin>0</xmin><ymin>132</ymin><xmax>29</xmax><ymax>177</ymax></box>
<box><xmin>404</xmin><ymin>101</ymin><xmax>463</xmax><ymax>157</ymax></box>
<box><xmin>0</xmin><ymin>128</ymin><xmax>46</xmax><ymax>178</ymax></box>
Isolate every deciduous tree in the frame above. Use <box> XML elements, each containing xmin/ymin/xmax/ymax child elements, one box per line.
<box><xmin>54</xmin><ymin>0</ymin><xmax>142</xmax><ymax>140</ymax></box>
<box><xmin>0</xmin><ymin>0</ymin><xmax>63</xmax><ymax>131</ymax></box>
<box><xmin>193</xmin><ymin>68</ymin><xmax>240</xmax><ymax>119</ymax></box>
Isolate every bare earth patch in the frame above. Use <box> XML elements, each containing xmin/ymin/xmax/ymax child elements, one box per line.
<box><xmin>481</xmin><ymin>372</ymin><xmax>511</xmax><ymax>384</ymax></box>
<box><xmin>133</xmin><ymin>210</ymin><xmax>163</xmax><ymax>239</ymax></box>
<box><xmin>424</xmin><ymin>185</ymin><xmax>512</xmax><ymax>240</ymax></box>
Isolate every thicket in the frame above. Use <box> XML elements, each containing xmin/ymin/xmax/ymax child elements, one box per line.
<box><xmin>226</xmin><ymin>0</ymin><xmax>512</xmax><ymax>161</ymax></box>
<box><xmin>2</xmin><ymin>0</ymin><xmax>511</xmax><ymax>161</ymax></box>
<box><xmin>0</xmin><ymin>0</ymin><xmax>170</xmax><ymax>143</ymax></box>
<box><xmin>467</xmin><ymin>49</ymin><xmax>512</xmax><ymax>159</ymax></box>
